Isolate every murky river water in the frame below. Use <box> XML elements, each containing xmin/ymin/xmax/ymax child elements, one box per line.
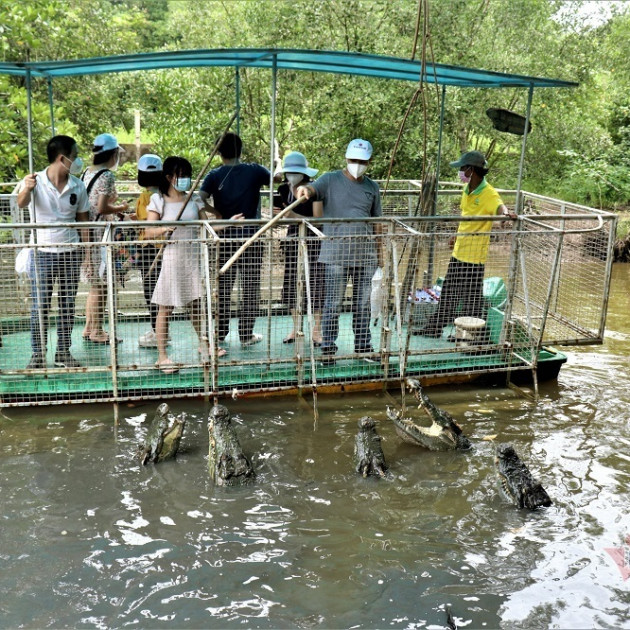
<box><xmin>1</xmin><ymin>266</ymin><xmax>630</xmax><ymax>629</ymax></box>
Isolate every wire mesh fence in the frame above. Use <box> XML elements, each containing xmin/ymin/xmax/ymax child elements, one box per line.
<box><xmin>0</xmin><ymin>187</ymin><xmax>616</xmax><ymax>407</ymax></box>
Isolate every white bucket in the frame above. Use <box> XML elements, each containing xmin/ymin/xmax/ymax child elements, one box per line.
<box><xmin>453</xmin><ymin>316</ymin><xmax>486</xmax><ymax>349</ymax></box>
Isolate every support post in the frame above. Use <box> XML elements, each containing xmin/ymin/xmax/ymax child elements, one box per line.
<box><xmin>235</xmin><ymin>67</ymin><xmax>241</xmax><ymax>137</ymax></box>
<box><xmin>515</xmin><ymin>84</ymin><xmax>534</xmax><ymax>214</ymax></box>
<box><xmin>47</xmin><ymin>77</ymin><xmax>55</xmax><ymax>136</ymax></box>
<box><xmin>26</xmin><ymin>70</ymin><xmax>34</xmax><ymax>174</ymax></box>
<box><xmin>269</xmin><ymin>55</ymin><xmax>277</xmax><ymax>218</ymax></box>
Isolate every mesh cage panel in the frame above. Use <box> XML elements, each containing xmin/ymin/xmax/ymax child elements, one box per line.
<box><xmin>0</xmin><ymin>187</ymin><xmax>616</xmax><ymax>407</ymax></box>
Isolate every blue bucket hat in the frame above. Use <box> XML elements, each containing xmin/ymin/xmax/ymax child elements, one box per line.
<box><xmin>281</xmin><ymin>151</ymin><xmax>318</xmax><ymax>178</ymax></box>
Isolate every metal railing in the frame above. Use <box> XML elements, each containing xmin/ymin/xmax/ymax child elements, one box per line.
<box><xmin>0</xmin><ymin>188</ymin><xmax>616</xmax><ymax>407</ymax></box>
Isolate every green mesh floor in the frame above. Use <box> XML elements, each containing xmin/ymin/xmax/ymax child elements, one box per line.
<box><xmin>0</xmin><ymin>312</ymin><xmax>565</xmax><ymax>404</ymax></box>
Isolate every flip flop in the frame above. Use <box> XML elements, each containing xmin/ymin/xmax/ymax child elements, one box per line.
<box><xmin>283</xmin><ymin>336</ymin><xmax>296</xmax><ymax>344</ymax></box>
<box><xmin>155</xmin><ymin>359</ymin><xmax>179</xmax><ymax>374</ymax></box>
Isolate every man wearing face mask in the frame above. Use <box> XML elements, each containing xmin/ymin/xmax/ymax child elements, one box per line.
<box><xmin>17</xmin><ymin>135</ymin><xmax>91</xmax><ymax>369</ymax></box>
<box><xmin>417</xmin><ymin>150</ymin><xmax>510</xmax><ymax>339</ymax></box>
<box><xmin>296</xmin><ymin>138</ymin><xmax>383</xmax><ymax>364</ymax></box>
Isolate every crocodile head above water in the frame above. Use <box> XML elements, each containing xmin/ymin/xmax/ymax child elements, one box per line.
<box><xmin>138</xmin><ymin>403</ymin><xmax>186</xmax><ymax>464</ymax></box>
<box><xmin>386</xmin><ymin>379</ymin><xmax>472</xmax><ymax>451</ymax></box>
<box><xmin>495</xmin><ymin>443</ymin><xmax>552</xmax><ymax>509</ymax></box>
<box><xmin>208</xmin><ymin>404</ymin><xmax>256</xmax><ymax>486</ymax></box>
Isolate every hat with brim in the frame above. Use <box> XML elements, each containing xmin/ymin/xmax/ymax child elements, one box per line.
<box><xmin>93</xmin><ymin>133</ymin><xmax>126</xmax><ymax>154</ymax></box>
<box><xmin>345</xmin><ymin>138</ymin><xmax>373</xmax><ymax>160</ymax></box>
<box><xmin>137</xmin><ymin>153</ymin><xmax>163</xmax><ymax>172</ymax></box>
<box><xmin>450</xmin><ymin>150</ymin><xmax>487</xmax><ymax>169</ymax></box>
<box><xmin>282</xmin><ymin>151</ymin><xmax>318</xmax><ymax>178</ymax></box>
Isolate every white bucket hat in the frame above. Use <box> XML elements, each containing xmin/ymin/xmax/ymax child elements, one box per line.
<box><xmin>281</xmin><ymin>151</ymin><xmax>318</xmax><ymax>178</ymax></box>
<box><xmin>345</xmin><ymin>138</ymin><xmax>373</xmax><ymax>160</ymax></box>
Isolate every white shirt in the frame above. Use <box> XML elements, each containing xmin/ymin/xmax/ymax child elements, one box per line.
<box><xmin>20</xmin><ymin>168</ymin><xmax>90</xmax><ymax>252</ymax></box>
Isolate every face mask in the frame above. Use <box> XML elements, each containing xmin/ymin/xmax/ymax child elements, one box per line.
<box><xmin>111</xmin><ymin>155</ymin><xmax>120</xmax><ymax>172</ymax></box>
<box><xmin>458</xmin><ymin>169</ymin><xmax>471</xmax><ymax>184</ymax></box>
<box><xmin>347</xmin><ymin>162</ymin><xmax>368</xmax><ymax>179</ymax></box>
<box><xmin>174</xmin><ymin>177</ymin><xmax>191</xmax><ymax>192</ymax></box>
<box><xmin>286</xmin><ymin>173</ymin><xmax>304</xmax><ymax>187</ymax></box>
<box><xmin>65</xmin><ymin>156</ymin><xmax>84</xmax><ymax>175</ymax></box>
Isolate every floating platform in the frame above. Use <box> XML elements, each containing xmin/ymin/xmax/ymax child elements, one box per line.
<box><xmin>0</xmin><ymin>310</ymin><xmax>565</xmax><ymax>406</ymax></box>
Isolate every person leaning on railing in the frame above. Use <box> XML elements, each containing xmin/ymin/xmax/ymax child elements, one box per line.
<box><xmin>16</xmin><ymin>135</ymin><xmax>90</xmax><ymax>369</ymax></box>
<box><xmin>416</xmin><ymin>150</ymin><xmax>514</xmax><ymax>341</ymax></box>
<box><xmin>198</xmin><ymin>132</ymin><xmax>279</xmax><ymax>349</ymax></box>
<box><xmin>144</xmin><ymin>156</ymin><xmax>244</xmax><ymax>374</ymax></box>
<box><xmin>273</xmin><ymin>151</ymin><xmax>324</xmax><ymax>346</ymax></box>
<box><xmin>296</xmin><ymin>138</ymin><xmax>384</xmax><ymax>364</ymax></box>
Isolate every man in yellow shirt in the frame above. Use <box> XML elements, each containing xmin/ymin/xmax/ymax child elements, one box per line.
<box><xmin>419</xmin><ymin>150</ymin><xmax>509</xmax><ymax>339</ymax></box>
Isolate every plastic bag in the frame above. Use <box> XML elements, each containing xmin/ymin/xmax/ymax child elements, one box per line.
<box><xmin>15</xmin><ymin>248</ymin><xmax>32</xmax><ymax>275</ymax></box>
<box><xmin>371</xmin><ymin>266</ymin><xmax>384</xmax><ymax>325</ymax></box>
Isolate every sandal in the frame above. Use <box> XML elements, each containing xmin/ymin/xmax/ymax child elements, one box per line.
<box><xmin>86</xmin><ymin>331</ymin><xmax>121</xmax><ymax>345</ymax></box>
<box><xmin>155</xmin><ymin>359</ymin><xmax>180</xmax><ymax>374</ymax></box>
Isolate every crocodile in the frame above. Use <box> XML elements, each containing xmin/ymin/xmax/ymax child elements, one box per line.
<box><xmin>208</xmin><ymin>404</ymin><xmax>256</xmax><ymax>486</ymax></box>
<box><xmin>494</xmin><ymin>443</ymin><xmax>552</xmax><ymax>509</ymax></box>
<box><xmin>387</xmin><ymin>378</ymin><xmax>472</xmax><ymax>451</ymax></box>
<box><xmin>354</xmin><ymin>416</ymin><xmax>389</xmax><ymax>478</ymax></box>
<box><xmin>138</xmin><ymin>403</ymin><xmax>186</xmax><ymax>464</ymax></box>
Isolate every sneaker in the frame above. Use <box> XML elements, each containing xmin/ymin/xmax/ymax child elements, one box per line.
<box><xmin>241</xmin><ymin>333</ymin><xmax>263</xmax><ymax>347</ymax></box>
<box><xmin>54</xmin><ymin>352</ymin><xmax>82</xmax><ymax>368</ymax></box>
<box><xmin>26</xmin><ymin>354</ymin><xmax>45</xmax><ymax>370</ymax></box>
<box><xmin>138</xmin><ymin>330</ymin><xmax>170</xmax><ymax>348</ymax></box>
<box><xmin>138</xmin><ymin>330</ymin><xmax>158</xmax><ymax>348</ymax></box>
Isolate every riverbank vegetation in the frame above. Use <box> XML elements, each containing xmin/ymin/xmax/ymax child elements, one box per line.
<box><xmin>2</xmin><ymin>0</ymin><xmax>629</xmax><ymax>212</ymax></box>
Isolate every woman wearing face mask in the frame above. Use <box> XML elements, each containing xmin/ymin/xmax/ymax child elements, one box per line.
<box><xmin>417</xmin><ymin>150</ymin><xmax>511</xmax><ymax>340</ymax></box>
<box><xmin>275</xmin><ymin>152</ymin><xmax>324</xmax><ymax>345</ymax></box>
<box><xmin>81</xmin><ymin>133</ymin><xmax>129</xmax><ymax>344</ymax></box>
<box><xmin>145</xmin><ymin>156</ymin><xmax>243</xmax><ymax>374</ymax></box>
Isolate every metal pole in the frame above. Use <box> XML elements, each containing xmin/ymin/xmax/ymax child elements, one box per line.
<box><xmin>104</xmin><ymin>225</ymin><xmax>119</xmax><ymax>402</ymax></box>
<box><xmin>47</xmin><ymin>77</ymin><xmax>55</xmax><ymax>136</ymax></box>
<box><xmin>270</xmin><ymin>55</ymin><xmax>277</xmax><ymax>215</ymax></box>
<box><xmin>235</xmin><ymin>67</ymin><xmax>241</xmax><ymax>136</ymax></box>
<box><xmin>515</xmin><ymin>84</ymin><xmax>534</xmax><ymax>213</ymax></box>
<box><xmin>26</xmin><ymin>70</ymin><xmax>34</xmax><ymax>174</ymax></box>
<box><xmin>26</xmin><ymin>69</ymin><xmax>47</xmax><ymax>362</ymax></box>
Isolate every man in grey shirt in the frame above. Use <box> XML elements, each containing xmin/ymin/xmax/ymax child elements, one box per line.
<box><xmin>296</xmin><ymin>139</ymin><xmax>383</xmax><ymax>362</ymax></box>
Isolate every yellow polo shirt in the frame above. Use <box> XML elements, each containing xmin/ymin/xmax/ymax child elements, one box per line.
<box><xmin>452</xmin><ymin>179</ymin><xmax>503</xmax><ymax>264</ymax></box>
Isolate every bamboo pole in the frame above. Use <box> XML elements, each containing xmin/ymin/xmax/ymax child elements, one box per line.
<box><xmin>148</xmin><ymin>110</ymin><xmax>238</xmax><ymax>274</ymax></box>
<box><xmin>219</xmin><ymin>197</ymin><xmax>306</xmax><ymax>276</ymax></box>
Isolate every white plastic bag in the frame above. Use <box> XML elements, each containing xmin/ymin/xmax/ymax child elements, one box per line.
<box><xmin>370</xmin><ymin>266</ymin><xmax>384</xmax><ymax>325</ymax></box>
<box><xmin>15</xmin><ymin>248</ymin><xmax>32</xmax><ymax>275</ymax></box>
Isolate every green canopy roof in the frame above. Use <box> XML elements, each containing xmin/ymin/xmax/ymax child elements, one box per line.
<box><xmin>0</xmin><ymin>48</ymin><xmax>577</xmax><ymax>88</ymax></box>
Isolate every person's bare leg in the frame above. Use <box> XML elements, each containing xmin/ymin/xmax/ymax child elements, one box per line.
<box><xmin>156</xmin><ymin>305</ymin><xmax>173</xmax><ymax>365</ymax></box>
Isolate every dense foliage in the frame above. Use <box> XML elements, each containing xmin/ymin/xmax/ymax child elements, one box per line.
<box><xmin>2</xmin><ymin>0</ymin><xmax>629</xmax><ymax>209</ymax></box>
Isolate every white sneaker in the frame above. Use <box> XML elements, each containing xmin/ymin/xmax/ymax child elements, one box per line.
<box><xmin>139</xmin><ymin>330</ymin><xmax>171</xmax><ymax>348</ymax></box>
<box><xmin>241</xmin><ymin>333</ymin><xmax>263</xmax><ymax>347</ymax></box>
<box><xmin>139</xmin><ymin>330</ymin><xmax>158</xmax><ymax>347</ymax></box>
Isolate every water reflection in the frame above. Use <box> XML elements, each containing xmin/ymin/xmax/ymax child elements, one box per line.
<box><xmin>2</xmin><ymin>266</ymin><xmax>630</xmax><ymax>627</ymax></box>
